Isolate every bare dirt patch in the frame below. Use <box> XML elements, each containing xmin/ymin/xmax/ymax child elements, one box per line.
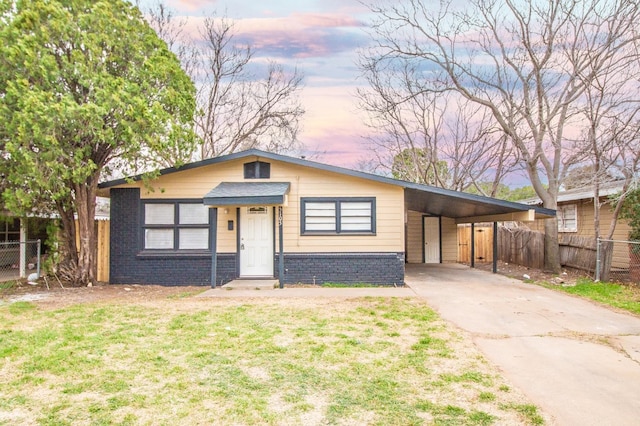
<box><xmin>0</xmin><ymin>280</ymin><xmax>206</xmax><ymax>309</ymax></box>
<box><xmin>473</xmin><ymin>260</ymin><xmax>587</xmax><ymax>285</ymax></box>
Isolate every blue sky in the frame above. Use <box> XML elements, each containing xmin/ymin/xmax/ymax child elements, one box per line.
<box><xmin>136</xmin><ymin>0</ymin><xmax>376</xmax><ymax>167</ymax></box>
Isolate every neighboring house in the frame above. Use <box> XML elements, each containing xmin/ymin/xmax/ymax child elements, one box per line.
<box><xmin>521</xmin><ymin>181</ymin><xmax>632</xmax><ymax>271</ymax></box>
<box><xmin>522</xmin><ymin>181</ymin><xmax>631</xmax><ymax>239</ymax></box>
<box><xmin>97</xmin><ymin>149</ymin><xmax>553</xmax><ymax>286</ymax></box>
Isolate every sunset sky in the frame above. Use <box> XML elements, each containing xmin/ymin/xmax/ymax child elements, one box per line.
<box><xmin>136</xmin><ymin>0</ymin><xmax>376</xmax><ymax>167</ymax></box>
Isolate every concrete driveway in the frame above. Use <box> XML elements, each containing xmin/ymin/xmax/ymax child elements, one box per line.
<box><xmin>406</xmin><ymin>263</ymin><xmax>640</xmax><ymax>426</ymax></box>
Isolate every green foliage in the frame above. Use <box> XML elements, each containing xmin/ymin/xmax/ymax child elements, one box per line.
<box><xmin>0</xmin><ymin>0</ymin><xmax>196</xmax><ymax>216</ymax></box>
<box><xmin>544</xmin><ymin>277</ymin><xmax>640</xmax><ymax>315</ymax></box>
<box><xmin>619</xmin><ymin>187</ymin><xmax>640</xmax><ymax>241</ymax></box>
<box><xmin>466</xmin><ymin>184</ymin><xmax>538</xmax><ymax>201</ymax></box>
<box><xmin>392</xmin><ymin>147</ymin><xmax>450</xmax><ymax>185</ymax></box>
<box><xmin>0</xmin><ymin>0</ymin><xmax>196</xmax><ymax>284</ymax></box>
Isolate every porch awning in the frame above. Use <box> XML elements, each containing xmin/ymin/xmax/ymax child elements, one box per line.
<box><xmin>203</xmin><ymin>182</ymin><xmax>290</xmax><ymax>206</ymax></box>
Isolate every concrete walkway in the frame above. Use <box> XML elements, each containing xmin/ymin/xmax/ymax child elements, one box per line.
<box><xmin>405</xmin><ymin>263</ymin><xmax>640</xmax><ymax>426</ymax></box>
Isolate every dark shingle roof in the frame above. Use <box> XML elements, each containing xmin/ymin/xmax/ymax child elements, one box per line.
<box><xmin>203</xmin><ymin>182</ymin><xmax>290</xmax><ymax>206</ymax></box>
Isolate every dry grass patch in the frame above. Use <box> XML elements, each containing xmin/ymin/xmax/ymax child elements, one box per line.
<box><xmin>0</xmin><ymin>295</ymin><xmax>544</xmax><ymax>425</ymax></box>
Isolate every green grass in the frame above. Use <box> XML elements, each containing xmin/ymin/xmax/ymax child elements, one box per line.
<box><xmin>542</xmin><ymin>278</ymin><xmax>640</xmax><ymax>315</ymax></box>
<box><xmin>320</xmin><ymin>282</ymin><xmax>384</xmax><ymax>287</ymax></box>
<box><xmin>0</xmin><ymin>280</ymin><xmax>18</xmax><ymax>291</ymax></box>
<box><xmin>0</xmin><ymin>297</ymin><xmax>543</xmax><ymax>425</ymax></box>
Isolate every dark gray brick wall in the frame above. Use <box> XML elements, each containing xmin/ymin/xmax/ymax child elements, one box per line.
<box><xmin>110</xmin><ymin>188</ymin><xmax>239</xmax><ymax>286</ymax></box>
<box><xmin>276</xmin><ymin>252</ymin><xmax>405</xmax><ymax>286</ymax></box>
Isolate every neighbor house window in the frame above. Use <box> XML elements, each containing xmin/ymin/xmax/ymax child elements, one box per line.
<box><xmin>244</xmin><ymin>161</ymin><xmax>271</xmax><ymax>179</ymax></box>
<box><xmin>557</xmin><ymin>204</ymin><xmax>577</xmax><ymax>233</ymax></box>
<box><xmin>143</xmin><ymin>202</ymin><xmax>210</xmax><ymax>250</ymax></box>
<box><xmin>301</xmin><ymin>198</ymin><xmax>375</xmax><ymax>234</ymax></box>
<box><xmin>0</xmin><ymin>218</ymin><xmax>20</xmax><ymax>242</ymax></box>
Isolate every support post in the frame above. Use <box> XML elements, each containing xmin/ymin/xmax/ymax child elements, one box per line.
<box><xmin>493</xmin><ymin>222</ymin><xmax>498</xmax><ymax>273</ymax></box>
<box><xmin>210</xmin><ymin>208</ymin><xmax>218</xmax><ymax>288</ymax></box>
<box><xmin>595</xmin><ymin>238</ymin><xmax>601</xmax><ymax>282</ymax></box>
<box><xmin>278</xmin><ymin>206</ymin><xmax>284</xmax><ymax>289</ymax></box>
<box><xmin>470</xmin><ymin>222</ymin><xmax>475</xmax><ymax>268</ymax></box>
<box><xmin>19</xmin><ymin>218</ymin><xmax>27</xmax><ymax>278</ymax></box>
<box><xmin>36</xmin><ymin>239</ymin><xmax>41</xmax><ymax>279</ymax></box>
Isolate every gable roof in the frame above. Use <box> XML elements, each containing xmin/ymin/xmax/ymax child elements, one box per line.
<box><xmin>98</xmin><ymin>149</ymin><xmax>554</xmax><ymax>221</ymax></box>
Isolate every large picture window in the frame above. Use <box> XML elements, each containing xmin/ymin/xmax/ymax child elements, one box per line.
<box><xmin>143</xmin><ymin>201</ymin><xmax>210</xmax><ymax>250</ymax></box>
<box><xmin>301</xmin><ymin>198</ymin><xmax>375</xmax><ymax>234</ymax></box>
<box><xmin>557</xmin><ymin>204</ymin><xmax>577</xmax><ymax>233</ymax></box>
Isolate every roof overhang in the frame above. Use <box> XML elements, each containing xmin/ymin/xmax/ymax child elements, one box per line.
<box><xmin>404</xmin><ymin>187</ymin><xmax>555</xmax><ymax>223</ymax></box>
<box><xmin>203</xmin><ymin>182</ymin><xmax>290</xmax><ymax>207</ymax></box>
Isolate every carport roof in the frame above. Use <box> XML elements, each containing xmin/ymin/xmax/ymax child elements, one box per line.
<box><xmin>98</xmin><ymin>149</ymin><xmax>554</xmax><ymax>222</ymax></box>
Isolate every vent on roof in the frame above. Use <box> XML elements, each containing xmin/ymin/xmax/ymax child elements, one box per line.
<box><xmin>244</xmin><ymin>161</ymin><xmax>270</xmax><ymax>179</ymax></box>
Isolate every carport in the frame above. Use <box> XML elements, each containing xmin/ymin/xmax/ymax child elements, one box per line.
<box><xmin>401</xmin><ymin>183</ymin><xmax>555</xmax><ymax>272</ymax></box>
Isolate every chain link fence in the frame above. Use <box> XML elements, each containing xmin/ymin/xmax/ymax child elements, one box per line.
<box><xmin>596</xmin><ymin>238</ymin><xmax>640</xmax><ymax>284</ymax></box>
<box><xmin>0</xmin><ymin>240</ymin><xmax>41</xmax><ymax>283</ymax></box>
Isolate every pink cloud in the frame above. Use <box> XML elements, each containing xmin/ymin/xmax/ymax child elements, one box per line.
<box><xmin>165</xmin><ymin>0</ymin><xmax>218</xmax><ymax>13</ymax></box>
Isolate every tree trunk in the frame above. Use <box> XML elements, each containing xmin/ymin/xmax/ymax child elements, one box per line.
<box><xmin>73</xmin><ymin>180</ymin><xmax>98</xmax><ymax>286</ymax></box>
<box><xmin>56</xmin><ymin>202</ymin><xmax>79</xmax><ymax>280</ymax></box>
<box><xmin>543</xmin><ymin>217</ymin><xmax>561</xmax><ymax>274</ymax></box>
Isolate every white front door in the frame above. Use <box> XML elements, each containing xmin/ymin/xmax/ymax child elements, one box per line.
<box><xmin>423</xmin><ymin>216</ymin><xmax>440</xmax><ymax>263</ymax></box>
<box><xmin>240</xmin><ymin>206</ymin><xmax>274</xmax><ymax>277</ymax></box>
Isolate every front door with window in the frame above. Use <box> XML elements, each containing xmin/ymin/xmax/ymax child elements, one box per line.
<box><xmin>240</xmin><ymin>206</ymin><xmax>274</xmax><ymax>277</ymax></box>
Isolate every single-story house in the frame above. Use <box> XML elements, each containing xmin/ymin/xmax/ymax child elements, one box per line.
<box><xmin>97</xmin><ymin>149</ymin><xmax>554</xmax><ymax>286</ymax></box>
<box><xmin>522</xmin><ymin>181</ymin><xmax>632</xmax><ymax>272</ymax></box>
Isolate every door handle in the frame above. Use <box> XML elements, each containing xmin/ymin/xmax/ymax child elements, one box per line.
<box><xmin>240</xmin><ymin>243</ymin><xmax>245</xmax><ymax>250</ymax></box>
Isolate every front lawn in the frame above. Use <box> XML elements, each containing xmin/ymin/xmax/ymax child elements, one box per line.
<box><xmin>0</xmin><ymin>295</ymin><xmax>544</xmax><ymax>425</ymax></box>
<box><xmin>542</xmin><ymin>278</ymin><xmax>640</xmax><ymax>316</ymax></box>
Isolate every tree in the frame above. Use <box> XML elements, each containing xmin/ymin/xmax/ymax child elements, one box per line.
<box><xmin>357</xmin><ymin>63</ymin><xmax>518</xmax><ymax>194</ymax></box>
<box><xmin>0</xmin><ymin>0</ymin><xmax>196</xmax><ymax>285</ymax></box>
<box><xmin>361</xmin><ymin>0</ymin><xmax>640</xmax><ymax>272</ymax></box>
<box><xmin>144</xmin><ymin>4</ymin><xmax>305</xmax><ymax>159</ymax></box>
<box><xmin>391</xmin><ymin>148</ymin><xmax>450</xmax><ymax>185</ymax></box>
<box><xmin>620</xmin><ymin>187</ymin><xmax>640</xmax><ymax>242</ymax></box>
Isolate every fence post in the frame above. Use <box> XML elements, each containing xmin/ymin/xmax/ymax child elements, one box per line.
<box><xmin>36</xmin><ymin>239</ymin><xmax>41</xmax><ymax>279</ymax></box>
<box><xmin>595</xmin><ymin>238</ymin><xmax>601</xmax><ymax>282</ymax></box>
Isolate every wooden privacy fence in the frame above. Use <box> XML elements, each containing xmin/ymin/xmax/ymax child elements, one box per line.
<box><xmin>458</xmin><ymin>224</ymin><xmax>494</xmax><ymax>264</ymax></box>
<box><xmin>75</xmin><ymin>219</ymin><xmax>110</xmax><ymax>282</ymax></box>
<box><xmin>497</xmin><ymin>227</ymin><xmax>545</xmax><ymax>269</ymax></box>
<box><xmin>457</xmin><ymin>225</ymin><xmax>598</xmax><ymax>273</ymax></box>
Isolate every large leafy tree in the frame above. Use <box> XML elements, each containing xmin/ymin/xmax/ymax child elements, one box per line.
<box><xmin>0</xmin><ymin>0</ymin><xmax>196</xmax><ymax>285</ymax></box>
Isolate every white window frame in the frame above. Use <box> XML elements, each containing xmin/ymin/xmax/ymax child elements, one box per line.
<box><xmin>557</xmin><ymin>204</ymin><xmax>577</xmax><ymax>233</ymax></box>
<box><xmin>142</xmin><ymin>201</ymin><xmax>210</xmax><ymax>250</ymax></box>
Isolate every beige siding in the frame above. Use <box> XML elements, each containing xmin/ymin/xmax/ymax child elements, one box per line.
<box><xmin>441</xmin><ymin>217</ymin><xmax>458</xmax><ymax>262</ymax></box>
<box><xmin>406</xmin><ymin>210</ymin><xmax>423</xmax><ymax>263</ymax></box>
<box><xmin>528</xmin><ymin>200</ymin><xmax>631</xmax><ymax>239</ymax></box>
<box><xmin>110</xmin><ymin>157</ymin><xmax>405</xmax><ymax>253</ymax></box>
<box><xmin>405</xmin><ymin>212</ymin><xmax>458</xmax><ymax>263</ymax></box>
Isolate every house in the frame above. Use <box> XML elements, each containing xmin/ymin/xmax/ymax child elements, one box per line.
<box><xmin>522</xmin><ymin>181</ymin><xmax>632</xmax><ymax>272</ymax></box>
<box><xmin>97</xmin><ymin>149</ymin><xmax>554</xmax><ymax>286</ymax></box>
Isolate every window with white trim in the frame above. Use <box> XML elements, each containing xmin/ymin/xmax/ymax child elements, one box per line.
<box><xmin>301</xmin><ymin>198</ymin><xmax>375</xmax><ymax>234</ymax></box>
<box><xmin>557</xmin><ymin>204</ymin><xmax>577</xmax><ymax>233</ymax></box>
<box><xmin>143</xmin><ymin>202</ymin><xmax>210</xmax><ymax>250</ymax></box>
